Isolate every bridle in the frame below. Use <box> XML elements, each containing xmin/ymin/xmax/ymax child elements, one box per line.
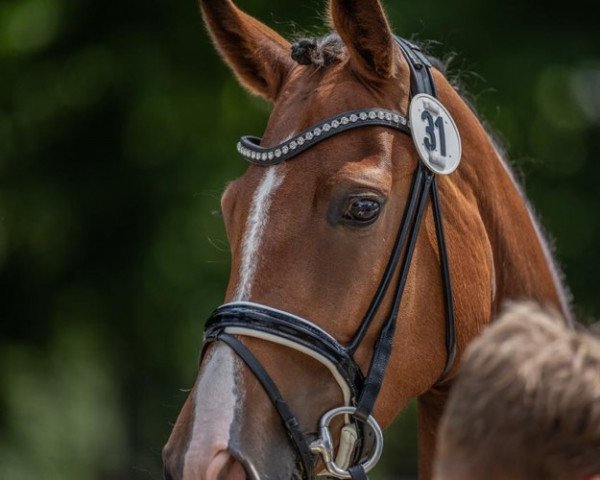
<box><xmin>201</xmin><ymin>37</ymin><xmax>461</xmax><ymax>480</ymax></box>
<box><xmin>203</xmin><ymin>36</ymin><xmax>459</xmax><ymax>480</ymax></box>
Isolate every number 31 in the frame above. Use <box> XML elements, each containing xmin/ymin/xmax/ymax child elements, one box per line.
<box><xmin>421</xmin><ymin>111</ymin><xmax>447</xmax><ymax>157</ymax></box>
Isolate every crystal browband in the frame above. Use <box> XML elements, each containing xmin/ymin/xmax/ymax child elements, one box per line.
<box><xmin>237</xmin><ymin>108</ymin><xmax>410</xmax><ymax>166</ymax></box>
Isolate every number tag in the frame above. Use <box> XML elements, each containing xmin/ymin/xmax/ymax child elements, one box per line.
<box><xmin>409</xmin><ymin>94</ymin><xmax>462</xmax><ymax>175</ymax></box>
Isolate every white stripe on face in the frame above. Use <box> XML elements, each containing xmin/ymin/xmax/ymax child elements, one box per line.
<box><xmin>184</xmin><ymin>344</ymin><xmax>241</xmax><ymax>475</ymax></box>
<box><xmin>234</xmin><ymin>165</ymin><xmax>285</xmax><ymax>300</ymax></box>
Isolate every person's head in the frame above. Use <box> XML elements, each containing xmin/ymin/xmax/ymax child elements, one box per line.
<box><xmin>435</xmin><ymin>302</ymin><xmax>600</xmax><ymax>480</ymax></box>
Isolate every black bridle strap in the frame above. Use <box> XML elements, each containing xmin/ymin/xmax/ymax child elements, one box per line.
<box><xmin>348</xmin><ymin>167</ymin><xmax>433</xmax><ymax>480</ymax></box>
<box><xmin>431</xmin><ymin>179</ymin><xmax>457</xmax><ymax>378</ymax></box>
<box><xmin>205</xmin><ymin>302</ymin><xmax>364</xmax><ymax>400</ymax></box>
<box><xmin>348</xmin><ymin>37</ymin><xmax>447</xmax><ymax>353</ymax></box>
<box><xmin>394</xmin><ymin>37</ymin><xmax>436</xmax><ymax>97</ymax></box>
<box><xmin>347</xmin><ymin>165</ymin><xmax>426</xmax><ymax>353</ymax></box>
<box><xmin>354</xmin><ymin>166</ymin><xmax>434</xmax><ymax>422</ymax></box>
<box><xmin>216</xmin><ymin>333</ymin><xmax>315</xmax><ymax>478</ymax></box>
<box><xmin>396</xmin><ymin>36</ymin><xmax>457</xmax><ymax>379</ymax></box>
<box><xmin>348</xmin><ymin>464</ymin><xmax>369</xmax><ymax>480</ymax></box>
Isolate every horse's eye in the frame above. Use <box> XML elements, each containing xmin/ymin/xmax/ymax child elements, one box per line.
<box><xmin>343</xmin><ymin>198</ymin><xmax>381</xmax><ymax>224</ymax></box>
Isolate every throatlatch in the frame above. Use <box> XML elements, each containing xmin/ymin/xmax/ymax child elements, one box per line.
<box><xmin>202</xmin><ymin>37</ymin><xmax>460</xmax><ymax>480</ymax></box>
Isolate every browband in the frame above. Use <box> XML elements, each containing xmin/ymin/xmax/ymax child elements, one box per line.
<box><xmin>237</xmin><ymin>108</ymin><xmax>410</xmax><ymax>165</ymax></box>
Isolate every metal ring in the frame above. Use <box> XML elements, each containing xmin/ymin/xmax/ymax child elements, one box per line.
<box><xmin>310</xmin><ymin>406</ymin><xmax>384</xmax><ymax>479</ymax></box>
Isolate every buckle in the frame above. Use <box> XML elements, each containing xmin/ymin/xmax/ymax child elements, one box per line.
<box><xmin>310</xmin><ymin>406</ymin><xmax>384</xmax><ymax>479</ymax></box>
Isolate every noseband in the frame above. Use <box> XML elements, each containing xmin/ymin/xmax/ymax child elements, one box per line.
<box><xmin>202</xmin><ymin>37</ymin><xmax>460</xmax><ymax>480</ymax></box>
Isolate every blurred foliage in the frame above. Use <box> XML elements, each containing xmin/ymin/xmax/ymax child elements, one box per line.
<box><xmin>0</xmin><ymin>0</ymin><xmax>599</xmax><ymax>478</ymax></box>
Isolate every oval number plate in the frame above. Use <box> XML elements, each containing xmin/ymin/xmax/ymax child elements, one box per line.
<box><xmin>409</xmin><ymin>93</ymin><xmax>462</xmax><ymax>175</ymax></box>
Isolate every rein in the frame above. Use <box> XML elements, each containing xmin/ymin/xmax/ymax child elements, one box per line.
<box><xmin>202</xmin><ymin>37</ymin><xmax>460</xmax><ymax>480</ymax></box>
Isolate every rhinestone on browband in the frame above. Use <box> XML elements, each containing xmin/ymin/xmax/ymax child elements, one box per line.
<box><xmin>237</xmin><ymin>108</ymin><xmax>410</xmax><ymax>166</ymax></box>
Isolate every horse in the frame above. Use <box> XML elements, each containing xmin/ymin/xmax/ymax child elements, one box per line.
<box><xmin>163</xmin><ymin>1</ymin><xmax>572</xmax><ymax>479</ymax></box>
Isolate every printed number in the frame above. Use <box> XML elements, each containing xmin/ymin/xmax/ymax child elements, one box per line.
<box><xmin>421</xmin><ymin>111</ymin><xmax>447</xmax><ymax>157</ymax></box>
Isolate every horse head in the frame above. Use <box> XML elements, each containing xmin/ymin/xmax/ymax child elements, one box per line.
<box><xmin>163</xmin><ymin>1</ymin><xmax>570</xmax><ymax>479</ymax></box>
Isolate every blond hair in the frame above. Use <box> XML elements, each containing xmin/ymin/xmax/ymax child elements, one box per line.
<box><xmin>435</xmin><ymin>302</ymin><xmax>600</xmax><ymax>480</ymax></box>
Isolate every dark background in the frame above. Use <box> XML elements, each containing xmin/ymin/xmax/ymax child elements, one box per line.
<box><xmin>1</xmin><ymin>0</ymin><xmax>598</xmax><ymax>478</ymax></box>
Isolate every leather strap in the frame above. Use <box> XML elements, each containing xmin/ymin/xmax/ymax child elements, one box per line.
<box><xmin>355</xmin><ymin>166</ymin><xmax>434</xmax><ymax>421</ymax></box>
<box><xmin>394</xmin><ymin>36</ymin><xmax>436</xmax><ymax>97</ymax></box>
<box><xmin>431</xmin><ymin>180</ymin><xmax>457</xmax><ymax>378</ymax></box>
<box><xmin>215</xmin><ymin>333</ymin><xmax>315</xmax><ymax>478</ymax></box>
<box><xmin>347</xmin><ymin>166</ymin><xmax>426</xmax><ymax>353</ymax></box>
<box><xmin>396</xmin><ymin>36</ymin><xmax>457</xmax><ymax>380</ymax></box>
<box><xmin>346</xmin><ymin>168</ymin><xmax>424</xmax><ymax>354</ymax></box>
<box><xmin>352</xmin><ymin>38</ymin><xmax>457</xmax><ymax>425</ymax></box>
<box><xmin>206</xmin><ymin>302</ymin><xmax>364</xmax><ymax>399</ymax></box>
<box><xmin>348</xmin><ymin>464</ymin><xmax>369</xmax><ymax>480</ymax></box>
<box><xmin>239</xmin><ymin>108</ymin><xmax>410</xmax><ymax>165</ymax></box>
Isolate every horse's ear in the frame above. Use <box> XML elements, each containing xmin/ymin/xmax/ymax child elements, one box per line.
<box><xmin>200</xmin><ymin>0</ymin><xmax>294</xmax><ymax>100</ymax></box>
<box><xmin>329</xmin><ymin>0</ymin><xmax>396</xmax><ymax>79</ymax></box>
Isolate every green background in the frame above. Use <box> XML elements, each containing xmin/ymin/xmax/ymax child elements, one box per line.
<box><xmin>0</xmin><ymin>0</ymin><xmax>598</xmax><ymax>478</ymax></box>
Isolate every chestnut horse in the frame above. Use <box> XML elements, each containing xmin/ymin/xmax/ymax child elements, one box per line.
<box><xmin>163</xmin><ymin>0</ymin><xmax>571</xmax><ymax>479</ymax></box>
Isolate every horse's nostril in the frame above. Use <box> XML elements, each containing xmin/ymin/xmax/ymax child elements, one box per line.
<box><xmin>206</xmin><ymin>450</ymin><xmax>247</xmax><ymax>480</ymax></box>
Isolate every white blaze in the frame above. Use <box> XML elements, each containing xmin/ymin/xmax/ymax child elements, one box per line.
<box><xmin>185</xmin><ymin>166</ymin><xmax>286</xmax><ymax>474</ymax></box>
<box><xmin>184</xmin><ymin>345</ymin><xmax>241</xmax><ymax>473</ymax></box>
<box><xmin>234</xmin><ymin>165</ymin><xmax>285</xmax><ymax>300</ymax></box>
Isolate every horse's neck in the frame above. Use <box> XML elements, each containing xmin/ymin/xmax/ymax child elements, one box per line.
<box><xmin>415</xmin><ymin>86</ymin><xmax>571</xmax><ymax>480</ymax></box>
<box><xmin>416</xmin><ymin>148</ymin><xmax>571</xmax><ymax>479</ymax></box>
<box><xmin>443</xmin><ymin>79</ymin><xmax>570</xmax><ymax>321</ymax></box>
<box><xmin>418</xmin><ymin>388</ymin><xmax>449</xmax><ymax>480</ymax></box>
<box><xmin>437</xmin><ymin>77</ymin><xmax>570</xmax><ymax>321</ymax></box>
<box><xmin>473</xmin><ymin>141</ymin><xmax>570</xmax><ymax>320</ymax></box>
